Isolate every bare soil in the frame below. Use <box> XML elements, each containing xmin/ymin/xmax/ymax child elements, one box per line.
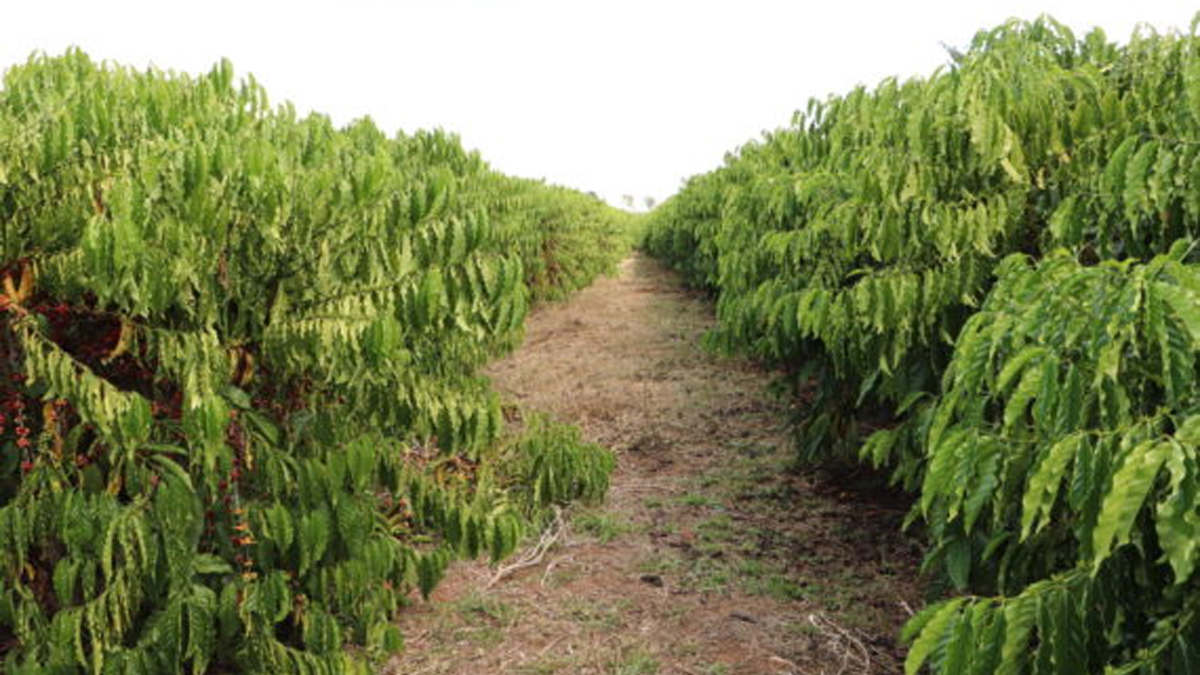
<box><xmin>385</xmin><ymin>254</ymin><xmax>923</xmax><ymax>675</ymax></box>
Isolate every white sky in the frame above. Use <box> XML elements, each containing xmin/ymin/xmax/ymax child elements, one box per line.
<box><xmin>0</xmin><ymin>1</ymin><xmax>1195</xmax><ymax>208</ymax></box>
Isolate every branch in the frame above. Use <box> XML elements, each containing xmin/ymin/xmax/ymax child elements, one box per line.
<box><xmin>487</xmin><ymin>506</ymin><xmax>566</xmax><ymax>588</ymax></box>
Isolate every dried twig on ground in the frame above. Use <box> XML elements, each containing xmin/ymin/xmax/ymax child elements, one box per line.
<box><xmin>767</xmin><ymin>654</ymin><xmax>802</xmax><ymax>675</ymax></box>
<box><xmin>808</xmin><ymin>612</ymin><xmax>871</xmax><ymax>675</ymax></box>
<box><xmin>541</xmin><ymin>553</ymin><xmax>576</xmax><ymax>587</ymax></box>
<box><xmin>488</xmin><ymin>506</ymin><xmax>567</xmax><ymax>588</ymax></box>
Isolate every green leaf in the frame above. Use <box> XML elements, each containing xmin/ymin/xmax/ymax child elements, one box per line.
<box><xmin>1156</xmin><ymin>440</ymin><xmax>1199</xmax><ymax>584</ymax></box>
<box><xmin>946</xmin><ymin>537</ymin><xmax>972</xmax><ymax>590</ymax></box>
<box><xmin>1021</xmin><ymin>434</ymin><xmax>1084</xmax><ymax>540</ymax></box>
<box><xmin>998</xmin><ymin>591</ymin><xmax>1038</xmax><ymax>675</ymax></box>
<box><xmin>1092</xmin><ymin>439</ymin><xmax>1170</xmax><ymax>568</ymax></box>
<box><xmin>905</xmin><ymin>598</ymin><xmax>967</xmax><ymax>675</ymax></box>
<box><xmin>1003</xmin><ymin>363</ymin><xmax>1045</xmax><ymax>431</ymax></box>
<box><xmin>192</xmin><ymin>555</ymin><xmax>234</xmax><ymax>576</ymax></box>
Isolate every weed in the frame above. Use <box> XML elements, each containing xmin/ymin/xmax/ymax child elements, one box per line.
<box><xmin>575</xmin><ymin>510</ymin><xmax>634</xmax><ymax>543</ymax></box>
<box><xmin>449</xmin><ymin>592</ymin><xmax>515</xmax><ymax>627</ymax></box>
<box><xmin>676</xmin><ymin>492</ymin><xmax>718</xmax><ymax>508</ymax></box>
<box><xmin>611</xmin><ymin>648</ymin><xmax>659</xmax><ymax>675</ymax></box>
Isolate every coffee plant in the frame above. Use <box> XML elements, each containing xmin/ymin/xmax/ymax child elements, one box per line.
<box><xmin>0</xmin><ymin>51</ymin><xmax>628</xmax><ymax>673</ymax></box>
<box><xmin>644</xmin><ymin>16</ymin><xmax>1200</xmax><ymax>674</ymax></box>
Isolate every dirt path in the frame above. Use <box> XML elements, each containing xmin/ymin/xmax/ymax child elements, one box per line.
<box><xmin>387</xmin><ymin>255</ymin><xmax>923</xmax><ymax>675</ymax></box>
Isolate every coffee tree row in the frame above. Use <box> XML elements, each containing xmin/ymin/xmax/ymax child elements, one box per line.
<box><xmin>0</xmin><ymin>51</ymin><xmax>631</xmax><ymax>674</ymax></box>
<box><xmin>644</xmin><ymin>17</ymin><xmax>1200</xmax><ymax>674</ymax></box>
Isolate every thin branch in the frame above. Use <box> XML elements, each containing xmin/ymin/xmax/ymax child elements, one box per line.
<box><xmin>487</xmin><ymin>505</ymin><xmax>566</xmax><ymax>588</ymax></box>
<box><xmin>808</xmin><ymin>612</ymin><xmax>871</xmax><ymax>675</ymax></box>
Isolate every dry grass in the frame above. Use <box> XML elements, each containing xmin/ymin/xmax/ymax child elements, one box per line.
<box><xmin>385</xmin><ymin>255</ymin><xmax>922</xmax><ymax>675</ymax></box>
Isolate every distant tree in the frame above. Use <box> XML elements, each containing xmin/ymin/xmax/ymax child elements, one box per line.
<box><xmin>644</xmin><ymin>196</ymin><xmax>657</xmax><ymax>210</ymax></box>
<box><xmin>621</xmin><ymin>194</ymin><xmax>635</xmax><ymax>209</ymax></box>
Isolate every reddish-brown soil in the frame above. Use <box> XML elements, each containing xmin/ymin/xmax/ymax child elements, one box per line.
<box><xmin>385</xmin><ymin>254</ymin><xmax>923</xmax><ymax>675</ymax></box>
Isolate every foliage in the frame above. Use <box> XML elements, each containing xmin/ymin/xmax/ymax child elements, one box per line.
<box><xmin>487</xmin><ymin>179</ymin><xmax>638</xmax><ymax>302</ymax></box>
<box><xmin>906</xmin><ymin>248</ymin><xmax>1200</xmax><ymax>674</ymax></box>
<box><xmin>0</xmin><ymin>51</ymin><xmax>630</xmax><ymax>673</ymax></box>
<box><xmin>643</xmin><ymin>15</ymin><xmax>1200</xmax><ymax>673</ymax></box>
<box><xmin>497</xmin><ymin>413</ymin><xmax>614</xmax><ymax>514</ymax></box>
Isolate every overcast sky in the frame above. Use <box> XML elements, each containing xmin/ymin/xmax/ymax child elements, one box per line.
<box><xmin>1</xmin><ymin>1</ymin><xmax>1195</xmax><ymax>208</ymax></box>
